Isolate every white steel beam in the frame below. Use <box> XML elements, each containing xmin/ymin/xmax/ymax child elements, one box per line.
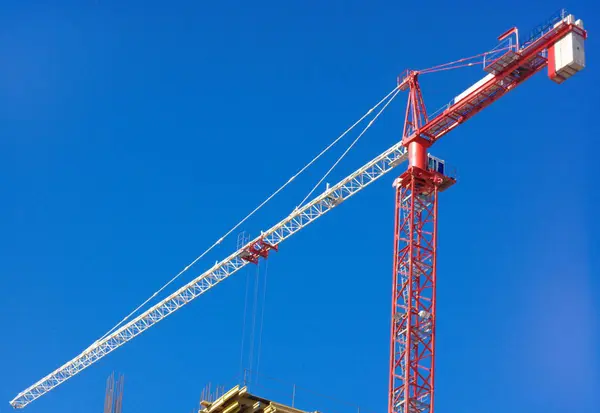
<box><xmin>10</xmin><ymin>142</ymin><xmax>407</xmax><ymax>409</ymax></box>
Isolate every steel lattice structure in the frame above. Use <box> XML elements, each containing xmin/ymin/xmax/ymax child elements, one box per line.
<box><xmin>10</xmin><ymin>10</ymin><xmax>587</xmax><ymax>410</ymax></box>
<box><xmin>389</xmin><ymin>168</ymin><xmax>452</xmax><ymax>413</ymax></box>
<box><xmin>388</xmin><ymin>68</ymin><xmax>456</xmax><ymax>413</ymax></box>
<box><xmin>386</xmin><ymin>10</ymin><xmax>586</xmax><ymax>413</ymax></box>
<box><xmin>10</xmin><ymin>142</ymin><xmax>408</xmax><ymax>409</ymax></box>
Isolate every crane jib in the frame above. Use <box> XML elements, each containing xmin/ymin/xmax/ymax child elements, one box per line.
<box><xmin>10</xmin><ymin>143</ymin><xmax>408</xmax><ymax>409</ymax></box>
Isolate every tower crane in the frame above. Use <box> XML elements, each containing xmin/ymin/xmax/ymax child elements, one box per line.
<box><xmin>10</xmin><ymin>9</ymin><xmax>586</xmax><ymax>411</ymax></box>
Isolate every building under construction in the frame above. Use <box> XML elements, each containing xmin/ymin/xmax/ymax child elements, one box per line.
<box><xmin>199</xmin><ymin>386</ymin><xmax>314</xmax><ymax>413</ymax></box>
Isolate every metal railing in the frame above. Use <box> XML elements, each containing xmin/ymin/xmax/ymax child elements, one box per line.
<box><xmin>483</xmin><ymin>37</ymin><xmax>515</xmax><ymax>70</ymax></box>
<box><xmin>521</xmin><ymin>8</ymin><xmax>568</xmax><ymax>50</ymax></box>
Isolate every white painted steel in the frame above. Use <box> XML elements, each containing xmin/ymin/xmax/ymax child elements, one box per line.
<box><xmin>452</xmin><ymin>73</ymin><xmax>495</xmax><ymax>105</ymax></box>
<box><xmin>10</xmin><ymin>142</ymin><xmax>408</xmax><ymax>409</ymax></box>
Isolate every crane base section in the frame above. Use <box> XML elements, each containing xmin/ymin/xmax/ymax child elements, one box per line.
<box><xmin>200</xmin><ymin>385</ymin><xmax>314</xmax><ymax>413</ymax></box>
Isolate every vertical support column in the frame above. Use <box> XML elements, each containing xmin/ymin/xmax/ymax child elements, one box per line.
<box><xmin>389</xmin><ymin>169</ymin><xmax>438</xmax><ymax>413</ymax></box>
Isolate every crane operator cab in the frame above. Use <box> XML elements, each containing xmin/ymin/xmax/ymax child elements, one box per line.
<box><xmin>427</xmin><ymin>154</ymin><xmax>445</xmax><ymax>175</ymax></box>
<box><xmin>426</xmin><ymin>154</ymin><xmax>456</xmax><ymax>192</ymax></box>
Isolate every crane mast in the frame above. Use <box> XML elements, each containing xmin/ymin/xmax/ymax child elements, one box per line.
<box><xmin>10</xmin><ymin>9</ymin><xmax>586</xmax><ymax>410</ymax></box>
<box><xmin>388</xmin><ymin>72</ymin><xmax>456</xmax><ymax>413</ymax></box>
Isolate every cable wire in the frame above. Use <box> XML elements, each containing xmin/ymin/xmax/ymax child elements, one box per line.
<box><xmin>298</xmin><ymin>87</ymin><xmax>401</xmax><ymax>206</ymax></box>
<box><xmin>255</xmin><ymin>259</ymin><xmax>269</xmax><ymax>383</ymax></box>
<box><xmin>97</xmin><ymin>85</ymin><xmax>400</xmax><ymax>341</ymax></box>
<box><xmin>248</xmin><ymin>263</ymin><xmax>260</xmax><ymax>381</ymax></box>
<box><xmin>418</xmin><ymin>47</ymin><xmax>512</xmax><ymax>74</ymax></box>
<box><xmin>238</xmin><ymin>265</ymin><xmax>251</xmax><ymax>380</ymax></box>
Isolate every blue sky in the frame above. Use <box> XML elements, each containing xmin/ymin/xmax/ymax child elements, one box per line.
<box><xmin>1</xmin><ymin>1</ymin><xmax>598</xmax><ymax>412</ymax></box>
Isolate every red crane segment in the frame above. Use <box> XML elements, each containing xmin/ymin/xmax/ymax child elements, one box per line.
<box><xmin>240</xmin><ymin>239</ymin><xmax>278</xmax><ymax>264</ymax></box>
<box><xmin>399</xmin><ymin>18</ymin><xmax>586</xmax><ymax>148</ymax></box>
<box><xmin>389</xmin><ymin>11</ymin><xmax>586</xmax><ymax>413</ymax></box>
<box><xmin>389</xmin><ymin>168</ymin><xmax>455</xmax><ymax>413</ymax></box>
